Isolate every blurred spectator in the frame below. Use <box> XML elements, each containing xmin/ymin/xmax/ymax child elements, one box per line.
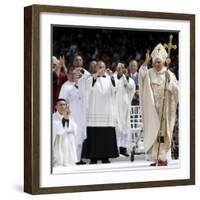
<box><xmin>53</xmin><ymin>27</ymin><xmax>178</xmax><ymax>79</ymax></box>
<box><xmin>128</xmin><ymin>60</ymin><xmax>139</xmax><ymax>105</ymax></box>
<box><xmin>52</xmin><ymin>56</ymin><xmax>67</xmax><ymax>111</ymax></box>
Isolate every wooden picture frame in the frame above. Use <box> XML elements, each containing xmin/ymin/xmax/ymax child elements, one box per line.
<box><xmin>24</xmin><ymin>4</ymin><xmax>195</xmax><ymax>194</ymax></box>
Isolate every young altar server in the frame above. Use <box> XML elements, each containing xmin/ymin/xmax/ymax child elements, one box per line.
<box><xmin>52</xmin><ymin>99</ymin><xmax>78</xmax><ymax>167</ymax></box>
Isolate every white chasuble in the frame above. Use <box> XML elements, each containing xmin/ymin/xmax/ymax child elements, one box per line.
<box><xmin>139</xmin><ymin>65</ymin><xmax>179</xmax><ymax>159</ymax></box>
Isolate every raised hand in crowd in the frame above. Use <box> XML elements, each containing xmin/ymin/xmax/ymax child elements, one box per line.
<box><xmin>122</xmin><ymin>68</ymin><xmax>128</xmax><ymax>76</ymax></box>
<box><xmin>106</xmin><ymin>68</ymin><xmax>113</xmax><ymax>77</ymax></box>
<box><xmin>59</xmin><ymin>55</ymin><xmax>68</xmax><ymax>75</ymax></box>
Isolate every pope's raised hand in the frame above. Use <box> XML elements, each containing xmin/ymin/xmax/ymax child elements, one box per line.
<box><xmin>144</xmin><ymin>49</ymin><xmax>151</xmax><ymax>65</ymax></box>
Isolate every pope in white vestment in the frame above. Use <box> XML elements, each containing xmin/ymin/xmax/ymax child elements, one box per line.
<box><xmin>139</xmin><ymin>44</ymin><xmax>179</xmax><ymax>166</ymax></box>
<box><xmin>52</xmin><ymin>99</ymin><xmax>78</xmax><ymax>167</ymax></box>
<box><xmin>114</xmin><ymin>63</ymin><xmax>135</xmax><ymax>156</ymax></box>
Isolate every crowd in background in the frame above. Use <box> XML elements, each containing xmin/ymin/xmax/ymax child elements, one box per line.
<box><xmin>53</xmin><ymin>27</ymin><xmax>178</xmax><ymax>79</ymax></box>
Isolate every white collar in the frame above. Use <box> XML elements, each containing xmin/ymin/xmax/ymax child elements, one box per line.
<box><xmin>153</xmin><ymin>66</ymin><xmax>167</xmax><ymax>75</ymax></box>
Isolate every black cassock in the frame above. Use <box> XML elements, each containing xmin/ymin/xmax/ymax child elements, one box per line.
<box><xmin>82</xmin><ymin>127</ymin><xmax>119</xmax><ymax>159</ymax></box>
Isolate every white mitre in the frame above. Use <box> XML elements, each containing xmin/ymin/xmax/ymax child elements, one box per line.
<box><xmin>151</xmin><ymin>43</ymin><xmax>168</xmax><ymax>64</ymax></box>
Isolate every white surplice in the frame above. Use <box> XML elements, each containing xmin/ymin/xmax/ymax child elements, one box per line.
<box><xmin>139</xmin><ymin>65</ymin><xmax>179</xmax><ymax>160</ymax></box>
<box><xmin>85</xmin><ymin>74</ymin><xmax>117</xmax><ymax>127</ymax></box>
<box><xmin>59</xmin><ymin>70</ymin><xmax>90</xmax><ymax>160</ymax></box>
<box><xmin>59</xmin><ymin>81</ymin><xmax>84</xmax><ymax>145</ymax></box>
<box><xmin>52</xmin><ymin>111</ymin><xmax>78</xmax><ymax>166</ymax></box>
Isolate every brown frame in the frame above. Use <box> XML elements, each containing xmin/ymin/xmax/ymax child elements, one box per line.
<box><xmin>24</xmin><ymin>4</ymin><xmax>195</xmax><ymax>194</ymax></box>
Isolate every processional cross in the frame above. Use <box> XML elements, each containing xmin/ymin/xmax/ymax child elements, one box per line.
<box><xmin>164</xmin><ymin>34</ymin><xmax>177</xmax><ymax>67</ymax></box>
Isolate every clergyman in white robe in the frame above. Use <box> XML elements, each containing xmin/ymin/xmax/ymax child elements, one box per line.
<box><xmin>81</xmin><ymin>61</ymin><xmax>119</xmax><ymax>164</ymax></box>
<box><xmin>114</xmin><ymin>69</ymin><xmax>135</xmax><ymax>155</ymax></box>
<box><xmin>59</xmin><ymin>68</ymin><xmax>90</xmax><ymax>162</ymax></box>
<box><xmin>53</xmin><ymin>111</ymin><xmax>78</xmax><ymax>167</ymax></box>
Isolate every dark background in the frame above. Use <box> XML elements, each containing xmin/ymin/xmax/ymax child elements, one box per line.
<box><xmin>52</xmin><ymin>26</ymin><xmax>179</xmax><ymax>79</ymax></box>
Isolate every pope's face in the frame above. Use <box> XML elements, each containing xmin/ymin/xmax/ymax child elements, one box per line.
<box><xmin>154</xmin><ymin>58</ymin><xmax>164</xmax><ymax>72</ymax></box>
